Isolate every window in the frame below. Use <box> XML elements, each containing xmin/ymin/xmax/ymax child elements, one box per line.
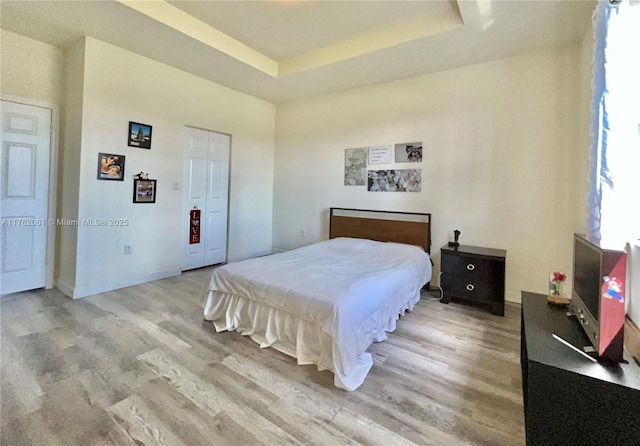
<box><xmin>586</xmin><ymin>0</ymin><xmax>640</xmax><ymax>321</ymax></box>
<box><xmin>587</xmin><ymin>0</ymin><xmax>640</xmax><ymax>246</ymax></box>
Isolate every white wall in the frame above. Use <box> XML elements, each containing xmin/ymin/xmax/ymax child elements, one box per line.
<box><xmin>1</xmin><ymin>28</ymin><xmax>593</xmax><ymax>304</ymax></box>
<box><xmin>56</xmin><ymin>39</ymin><xmax>85</xmax><ymax>294</ymax></box>
<box><xmin>274</xmin><ymin>45</ymin><xmax>588</xmax><ymax>303</ymax></box>
<box><xmin>63</xmin><ymin>37</ymin><xmax>275</xmax><ymax>298</ymax></box>
<box><xmin>577</xmin><ymin>28</ymin><xmax>594</xmax><ymax>232</ymax></box>
<box><xmin>1</xmin><ymin>30</ymin><xmax>65</xmax><ymax>105</ymax></box>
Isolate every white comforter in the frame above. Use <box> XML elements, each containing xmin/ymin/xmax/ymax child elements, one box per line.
<box><xmin>203</xmin><ymin>237</ymin><xmax>432</xmax><ymax>390</ymax></box>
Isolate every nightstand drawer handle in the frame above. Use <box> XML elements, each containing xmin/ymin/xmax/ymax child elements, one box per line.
<box><xmin>467</xmin><ymin>263</ymin><xmax>475</xmax><ymax>271</ymax></box>
<box><xmin>466</xmin><ymin>284</ymin><xmax>475</xmax><ymax>291</ymax></box>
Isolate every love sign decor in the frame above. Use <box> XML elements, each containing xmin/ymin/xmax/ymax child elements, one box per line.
<box><xmin>189</xmin><ymin>209</ymin><xmax>201</xmax><ymax>244</ymax></box>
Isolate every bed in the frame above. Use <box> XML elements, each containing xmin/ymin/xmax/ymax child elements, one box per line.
<box><xmin>203</xmin><ymin>208</ymin><xmax>432</xmax><ymax>390</ymax></box>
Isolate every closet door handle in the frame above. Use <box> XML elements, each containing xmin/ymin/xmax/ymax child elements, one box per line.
<box><xmin>466</xmin><ymin>284</ymin><xmax>475</xmax><ymax>292</ymax></box>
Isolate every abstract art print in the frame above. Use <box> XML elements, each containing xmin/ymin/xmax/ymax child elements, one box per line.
<box><xmin>344</xmin><ymin>147</ymin><xmax>368</xmax><ymax>186</ymax></box>
<box><xmin>395</xmin><ymin>142</ymin><xmax>422</xmax><ymax>163</ymax></box>
<box><xmin>128</xmin><ymin>121</ymin><xmax>152</xmax><ymax>149</ymax></box>
<box><xmin>368</xmin><ymin>169</ymin><xmax>421</xmax><ymax>192</ymax></box>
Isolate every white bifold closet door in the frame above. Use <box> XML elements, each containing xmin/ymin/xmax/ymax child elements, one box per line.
<box><xmin>182</xmin><ymin>126</ymin><xmax>230</xmax><ymax>271</ymax></box>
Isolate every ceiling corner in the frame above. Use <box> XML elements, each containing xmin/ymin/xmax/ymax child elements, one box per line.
<box><xmin>116</xmin><ymin>0</ymin><xmax>278</xmax><ymax>78</ymax></box>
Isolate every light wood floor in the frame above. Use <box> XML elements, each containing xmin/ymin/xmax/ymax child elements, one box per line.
<box><xmin>1</xmin><ymin>267</ymin><xmax>525</xmax><ymax>445</ymax></box>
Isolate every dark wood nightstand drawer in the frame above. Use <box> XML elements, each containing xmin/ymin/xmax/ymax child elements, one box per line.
<box><xmin>441</xmin><ymin>273</ymin><xmax>498</xmax><ymax>304</ymax></box>
<box><xmin>441</xmin><ymin>252</ymin><xmax>498</xmax><ymax>280</ymax></box>
<box><xmin>439</xmin><ymin>244</ymin><xmax>506</xmax><ymax>316</ymax></box>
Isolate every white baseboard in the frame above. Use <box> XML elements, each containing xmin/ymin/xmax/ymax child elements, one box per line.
<box><xmin>505</xmin><ymin>290</ymin><xmax>521</xmax><ymax>304</ymax></box>
<box><xmin>56</xmin><ymin>280</ymin><xmax>75</xmax><ymax>298</ymax></box>
<box><xmin>59</xmin><ymin>268</ymin><xmax>181</xmax><ymax>299</ymax></box>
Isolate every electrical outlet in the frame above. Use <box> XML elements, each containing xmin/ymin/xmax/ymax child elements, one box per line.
<box><xmin>124</xmin><ymin>245</ymin><xmax>132</xmax><ymax>255</ymax></box>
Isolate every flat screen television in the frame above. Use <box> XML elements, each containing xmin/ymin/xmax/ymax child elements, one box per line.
<box><xmin>570</xmin><ymin>233</ymin><xmax>627</xmax><ymax>363</ymax></box>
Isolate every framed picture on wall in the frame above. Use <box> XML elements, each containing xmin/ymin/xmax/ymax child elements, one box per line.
<box><xmin>97</xmin><ymin>153</ymin><xmax>125</xmax><ymax>181</ymax></box>
<box><xmin>133</xmin><ymin>178</ymin><xmax>157</xmax><ymax>203</ymax></box>
<box><xmin>367</xmin><ymin>169</ymin><xmax>421</xmax><ymax>192</ymax></box>
<box><xmin>368</xmin><ymin>145</ymin><xmax>393</xmax><ymax>164</ymax></box>
<box><xmin>395</xmin><ymin>142</ymin><xmax>423</xmax><ymax>163</ymax></box>
<box><xmin>344</xmin><ymin>147</ymin><xmax>367</xmax><ymax>186</ymax></box>
<box><xmin>128</xmin><ymin>121</ymin><xmax>152</xmax><ymax>149</ymax></box>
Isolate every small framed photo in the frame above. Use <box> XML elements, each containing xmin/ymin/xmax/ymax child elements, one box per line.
<box><xmin>128</xmin><ymin>121</ymin><xmax>152</xmax><ymax>149</ymax></box>
<box><xmin>395</xmin><ymin>142</ymin><xmax>422</xmax><ymax>163</ymax></box>
<box><xmin>97</xmin><ymin>153</ymin><xmax>125</xmax><ymax>181</ymax></box>
<box><xmin>133</xmin><ymin>178</ymin><xmax>157</xmax><ymax>203</ymax></box>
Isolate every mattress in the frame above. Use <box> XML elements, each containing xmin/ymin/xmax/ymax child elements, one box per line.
<box><xmin>203</xmin><ymin>237</ymin><xmax>432</xmax><ymax>390</ymax></box>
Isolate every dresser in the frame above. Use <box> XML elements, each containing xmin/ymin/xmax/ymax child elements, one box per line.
<box><xmin>440</xmin><ymin>244</ymin><xmax>506</xmax><ymax>316</ymax></box>
<box><xmin>520</xmin><ymin>291</ymin><xmax>640</xmax><ymax>445</ymax></box>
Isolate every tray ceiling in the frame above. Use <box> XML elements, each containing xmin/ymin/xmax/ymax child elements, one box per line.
<box><xmin>1</xmin><ymin>0</ymin><xmax>595</xmax><ymax>104</ymax></box>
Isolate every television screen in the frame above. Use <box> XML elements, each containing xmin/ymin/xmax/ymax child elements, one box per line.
<box><xmin>573</xmin><ymin>237</ymin><xmax>601</xmax><ymax>320</ymax></box>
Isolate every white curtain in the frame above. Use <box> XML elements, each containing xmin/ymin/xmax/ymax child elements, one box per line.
<box><xmin>587</xmin><ymin>0</ymin><xmax>640</xmax><ymax>247</ymax></box>
<box><xmin>587</xmin><ymin>0</ymin><xmax>640</xmax><ymax>321</ymax></box>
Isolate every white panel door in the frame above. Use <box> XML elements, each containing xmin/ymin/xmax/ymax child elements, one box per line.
<box><xmin>1</xmin><ymin>101</ymin><xmax>51</xmax><ymax>295</ymax></box>
<box><xmin>182</xmin><ymin>127</ymin><xmax>229</xmax><ymax>270</ymax></box>
<box><xmin>204</xmin><ymin>132</ymin><xmax>230</xmax><ymax>265</ymax></box>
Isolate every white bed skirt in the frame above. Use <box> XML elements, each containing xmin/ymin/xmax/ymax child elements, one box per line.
<box><xmin>203</xmin><ymin>289</ymin><xmax>421</xmax><ymax>391</ymax></box>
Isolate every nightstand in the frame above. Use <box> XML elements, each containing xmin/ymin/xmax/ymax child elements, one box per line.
<box><xmin>440</xmin><ymin>244</ymin><xmax>506</xmax><ymax>316</ymax></box>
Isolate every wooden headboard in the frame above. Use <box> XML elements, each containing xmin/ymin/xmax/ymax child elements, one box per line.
<box><xmin>329</xmin><ymin>208</ymin><xmax>432</xmax><ymax>253</ymax></box>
